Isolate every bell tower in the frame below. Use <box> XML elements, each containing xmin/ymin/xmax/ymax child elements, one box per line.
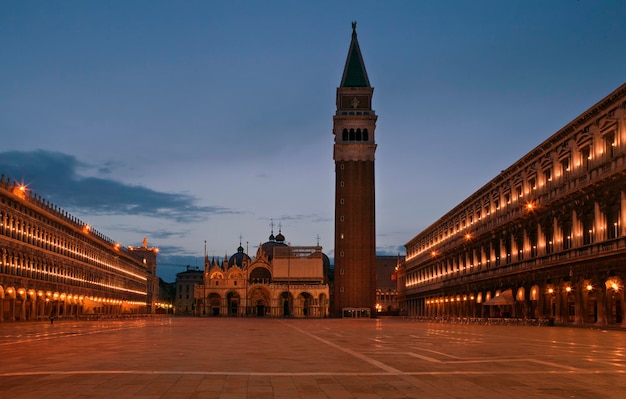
<box><xmin>333</xmin><ymin>22</ymin><xmax>377</xmax><ymax>317</ymax></box>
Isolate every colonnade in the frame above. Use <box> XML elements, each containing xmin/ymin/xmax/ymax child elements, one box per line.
<box><xmin>0</xmin><ymin>284</ymin><xmax>145</xmax><ymax>321</ymax></box>
<box><xmin>404</xmin><ymin>274</ymin><xmax>626</xmax><ymax>327</ymax></box>
<box><xmin>196</xmin><ymin>288</ymin><xmax>329</xmax><ymax>318</ymax></box>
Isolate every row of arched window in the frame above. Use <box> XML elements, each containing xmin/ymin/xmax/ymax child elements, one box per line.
<box><xmin>408</xmin><ymin>123</ymin><xmax>621</xmax><ymax>259</ymax></box>
<box><xmin>341</xmin><ymin>128</ymin><xmax>369</xmax><ymax>142</ymax></box>
<box><xmin>0</xmin><ymin>249</ymin><xmax>146</xmax><ymax>297</ymax></box>
<box><xmin>404</xmin><ymin>189</ymin><xmax>623</xmax><ymax>288</ymax></box>
<box><xmin>0</xmin><ymin>207</ymin><xmax>146</xmax><ymax>282</ymax></box>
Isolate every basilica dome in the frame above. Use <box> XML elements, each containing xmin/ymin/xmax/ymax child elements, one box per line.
<box><xmin>261</xmin><ymin>229</ymin><xmax>288</xmax><ymax>262</ymax></box>
<box><xmin>228</xmin><ymin>244</ymin><xmax>251</xmax><ymax>267</ymax></box>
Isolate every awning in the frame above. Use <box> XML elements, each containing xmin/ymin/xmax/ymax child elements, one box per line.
<box><xmin>483</xmin><ymin>289</ymin><xmax>515</xmax><ymax>306</ymax></box>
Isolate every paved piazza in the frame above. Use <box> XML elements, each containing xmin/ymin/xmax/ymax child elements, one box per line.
<box><xmin>1</xmin><ymin>317</ymin><xmax>625</xmax><ymax>398</ymax></box>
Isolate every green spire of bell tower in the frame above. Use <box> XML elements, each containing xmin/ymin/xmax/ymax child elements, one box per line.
<box><xmin>340</xmin><ymin>21</ymin><xmax>371</xmax><ymax>88</ymax></box>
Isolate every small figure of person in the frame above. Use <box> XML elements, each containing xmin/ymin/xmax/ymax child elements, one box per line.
<box><xmin>50</xmin><ymin>315</ymin><xmax>54</xmax><ymax>324</ymax></box>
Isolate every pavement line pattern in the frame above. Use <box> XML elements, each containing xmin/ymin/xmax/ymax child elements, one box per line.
<box><xmin>1</xmin><ymin>369</ymin><xmax>623</xmax><ymax>378</ymax></box>
<box><xmin>0</xmin><ymin>324</ymin><xmax>149</xmax><ymax>345</ymax></box>
<box><xmin>392</xmin><ymin>350</ymin><xmax>579</xmax><ymax>371</ymax></box>
<box><xmin>279</xmin><ymin>320</ymin><xmax>402</xmax><ymax>373</ymax></box>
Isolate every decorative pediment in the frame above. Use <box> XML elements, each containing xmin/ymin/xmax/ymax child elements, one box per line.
<box><xmin>540</xmin><ymin>153</ymin><xmax>553</xmax><ymax>170</ymax></box>
<box><xmin>557</xmin><ymin>146</ymin><xmax>571</xmax><ymax>160</ymax></box>
<box><xmin>255</xmin><ymin>243</ymin><xmax>268</xmax><ymax>263</ymax></box>
<box><xmin>525</xmin><ymin>163</ymin><xmax>537</xmax><ymax>176</ymax></box>
<box><xmin>575</xmin><ymin>131</ymin><xmax>593</xmax><ymax>148</ymax></box>
<box><xmin>599</xmin><ymin>118</ymin><xmax>618</xmax><ymax>134</ymax></box>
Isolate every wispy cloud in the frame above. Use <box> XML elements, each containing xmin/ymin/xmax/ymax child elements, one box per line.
<box><xmin>104</xmin><ymin>224</ymin><xmax>191</xmax><ymax>241</ymax></box>
<box><xmin>260</xmin><ymin>213</ymin><xmax>330</xmax><ymax>223</ymax></box>
<box><xmin>0</xmin><ymin>150</ymin><xmax>234</xmax><ymax>223</ymax></box>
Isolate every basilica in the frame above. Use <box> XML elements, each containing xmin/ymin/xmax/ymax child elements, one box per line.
<box><xmin>193</xmin><ymin>229</ymin><xmax>331</xmax><ymax>317</ymax></box>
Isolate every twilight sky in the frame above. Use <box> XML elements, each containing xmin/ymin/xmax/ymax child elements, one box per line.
<box><xmin>2</xmin><ymin>1</ymin><xmax>625</xmax><ymax>282</ymax></box>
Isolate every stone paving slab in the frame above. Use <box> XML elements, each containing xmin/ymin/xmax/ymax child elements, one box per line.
<box><xmin>1</xmin><ymin>317</ymin><xmax>625</xmax><ymax>398</ymax></box>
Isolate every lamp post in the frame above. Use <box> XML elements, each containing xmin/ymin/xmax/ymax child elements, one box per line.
<box><xmin>203</xmin><ymin>240</ymin><xmax>206</xmax><ymax>317</ymax></box>
<box><xmin>287</xmin><ymin>243</ymin><xmax>291</xmax><ymax>317</ymax></box>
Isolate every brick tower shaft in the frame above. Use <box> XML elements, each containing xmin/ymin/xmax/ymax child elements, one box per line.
<box><xmin>333</xmin><ymin>22</ymin><xmax>377</xmax><ymax>317</ymax></box>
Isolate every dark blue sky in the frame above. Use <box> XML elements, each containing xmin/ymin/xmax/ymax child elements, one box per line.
<box><xmin>2</xmin><ymin>1</ymin><xmax>625</xmax><ymax>281</ymax></box>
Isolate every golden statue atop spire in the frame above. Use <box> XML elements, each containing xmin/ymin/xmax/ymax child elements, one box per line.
<box><xmin>142</xmin><ymin>236</ymin><xmax>147</xmax><ymax>248</ymax></box>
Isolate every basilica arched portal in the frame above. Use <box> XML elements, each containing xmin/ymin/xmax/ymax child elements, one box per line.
<box><xmin>249</xmin><ymin>286</ymin><xmax>271</xmax><ymax>317</ymax></box>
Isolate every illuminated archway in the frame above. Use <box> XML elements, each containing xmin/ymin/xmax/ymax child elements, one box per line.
<box><xmin>248</xmin><ymin>286</ymin><xmax>271</xmax><ymax>316</ymax></box>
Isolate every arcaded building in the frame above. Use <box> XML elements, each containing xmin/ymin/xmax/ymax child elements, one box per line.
<box><xmin>194</xmin><ymin>230</ymin><xmax>331</xmax><ymax>317</ymax></box>
<box><xmin>375</xmin><ymin>255</ymin><xmax>403</xmax><ymax>315</ymax></box>
<box><xmin>333</xmin><ymin>23</ymin><xmax>377</xmax><ymax>318</ymax></box>
<box><xmin>398</xmin><ymin>83</ymin><xmax>626</xmax><ymax>327</ymax></box>
<box><xmin>0</xmin><ymin>176</ymin><xmax>160</xmax><ymax>321</ymax></box>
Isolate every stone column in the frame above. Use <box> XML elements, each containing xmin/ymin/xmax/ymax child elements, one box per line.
<box><xmin>20</xmin><ymin>299</ymin><xmax>26</xmax><ymax>321</ymax></box>
<box><xmin>30</xmin><ymin>297</ymin><xmax>37</xmax><ymax>320</ymax></box>
<box><xmin>559</xmin><ymin>288</ymin><xmax>569</xmax><ymax>323</ymax></box>
<box><xmin>570</xmin><ymin>209</ymin><xmax>578</xmax><ymax>247</ymax></box>
<box><xmin>620</xmin><ymin>288</ymin><xmax>626</xmax><ymax>328</ymax></box>
<box><xmin>617</xmin><ymin>190</ymin><xmax>626</xmax><ymax>237</ymax></box>
<box><xmin>596</xmin><ymin>286</ymin><xmax>608</xmax><ymax>326</ymax></box>
<box><xmin>574</xmin><ymin>284</ymin><xmax>584</xmax><ymax>325</ymax></box>
<box><xmin>553</xmin><ymin>216</ymin><xmax>562</xmax><ymax>251</ymax></box>
<box><xmin>520</xmin><ymin>297</ymin><xmax>526</xmax><ymax>319</ymax></box>
<box><xmin>9</xmin><ymin>298</ymin><xmax>16</xmax><ymax>321</ymax></box>
<box><xmin>593</xmin><ymin>201</ymin><xmax>603</xmax><ymax>242</ymax></box>
<box><xmin>536</xmin><ymin>286</ymin><xmax>544</xmax><ymax>319</ymax></box>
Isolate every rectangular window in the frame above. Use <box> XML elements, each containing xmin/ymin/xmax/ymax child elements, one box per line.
<box><xmin>605</xmin><ymin>133</ymin><xmax>616</xmax><ymax>158</ymax></box>
<box><xmin>543</xmin><ymin>169</ymin><xmax>552</xmax><ymax>186</ymax></box>
<box><xmin>561</xmin><ymin>158</ymin><xmax>570</xmax><ymax>178</ymax></box>
<box><xmin>581</xmin><ymin>146</ymin><xmax>591</xmax><ymax>170</ymax></box>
